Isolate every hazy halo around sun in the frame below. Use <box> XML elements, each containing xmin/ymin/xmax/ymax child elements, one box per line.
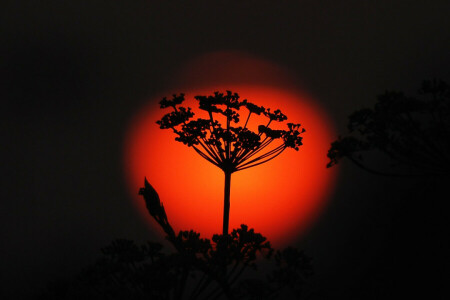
<box><xmin>124</xmin><ymin>51</ymin><xmax>338</xmax><ymax>247</ymax></box>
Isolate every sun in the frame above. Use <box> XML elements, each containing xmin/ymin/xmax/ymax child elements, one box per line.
<box><xmin>123</xmin><ymin>52</ymin><xmax>338</xmax><ymax>247</ymax></box>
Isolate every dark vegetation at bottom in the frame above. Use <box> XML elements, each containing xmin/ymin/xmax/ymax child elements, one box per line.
<box><xmin>37</xmin><ymin>179</ymin><xmax>313</xmax><ymax>300</ymax></box>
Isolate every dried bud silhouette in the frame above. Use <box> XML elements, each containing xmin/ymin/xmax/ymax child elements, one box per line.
<box><xmin>157</xmin><ymin>91</ymin><xmax>305</xmax><ymax>235</ymax></box>
<box><xmin>139</xmin><ymin>178</ymin><xmax>176</xmax><ymax>242</ymax></box>
<box><xmin>327</xmin><ymin>79</ymin><xmax>450</xmax><ymax>178</ymax></box>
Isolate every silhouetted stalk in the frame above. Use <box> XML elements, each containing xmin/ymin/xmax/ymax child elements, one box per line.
<box><xmin>175</xmin><ymin>268</ymin><xmax>189</xmax><ymax>300</ymax></box>
<box><xmin>227</xmin><ymin>261</ymin><xmax>240</xmax><ymax>280</ymax></box>
<box><xmin>201</xmin><ymin>286</ymin><xmax>223</xmax><ymax>300</ymax></box>
<box><xmin>189</xmin><ymin>273</ymin><xmax>211</xmax><ymax>300</ymax></box>
<box><xmin>229</xmin><ymin>264</ymin><xmax>248</xmax><ymax>286</ymax></box>
<box><xmin>209</xmin><ymin>289</ymin><xmax>226</xmax><ymax>300</ymax></box>
<box><xmin>157</xmin><ymin>92</ymin><xmax>304</xmax><ymax>240</ymax></box>
<box><xmin>202</xmin><ymin>279</ymin><xmax>232</xmax><ymax>300</ymax></box>
<box><xmin>243</xmin><ymin>111</ymin><xmax>251</xmax><ymax>129</ymax></box>
<box><xmin>223</xmin><ymin>170</ymin><xmax>232</xmax><ymax>235</ymax></box>
<box><xmin>348</xmin><ymin>156</ymin><xmax>422</xmax><ymax>177</ymax></box>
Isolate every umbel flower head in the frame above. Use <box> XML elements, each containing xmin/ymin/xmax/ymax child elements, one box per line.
<box><xmin>156</xmin><ymin>91</ymin><xmax>305</xmax><ymax>173</ymax></box>
<box><xmin>157</xmin><ymin>91</ymin><xmax>305</xmax><ymax>236</ymax></box>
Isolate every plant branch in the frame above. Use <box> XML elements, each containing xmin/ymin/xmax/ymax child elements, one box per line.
<box><xmin>193</xmin><ymin>146</ymin><xmax>221</xmax><ymax>167</ymax></box>
<box><xmin>237</xmin><ymin>147</ymin><xmax>287</xmax><ymax>171</ymax></box>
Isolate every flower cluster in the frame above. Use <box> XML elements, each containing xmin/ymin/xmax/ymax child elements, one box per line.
<box><xmin>157</xmin><ymin>91</ymin><xmax>304</xmax><ymax>173</ymax></box>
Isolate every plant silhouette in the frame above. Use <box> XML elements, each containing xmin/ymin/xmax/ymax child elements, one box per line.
<box><xmin>157</xmin><ymin>91</ymin><xmax>305</xmax><ymax>235</ymax></box>
<box><xmin>37</xmin><ymin>181</ymin><xmax>313</xmax><ymax>299</ymax></box>
<box><xmin>137</xmin><ymin>179</ymin><xmax>313</xmax><ymax>299</ymax></box>
<box><xmin>327</xmin><ymin>79</ymin><xmax>450</xmax><ymax>178</ymax></box>
<box><xmin>37</xmin><ymin>91</ymin><xmax>311</xmax><ymax>300</ymax></box>
<box><xmin>326</xmin><ymin>79</ymin><xmax>450</xmax><ymax>299</ymax></box>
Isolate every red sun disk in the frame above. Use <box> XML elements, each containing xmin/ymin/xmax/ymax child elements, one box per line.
<box><xmin>124</xmin><ymin>84</ymin><xmax>338</xmax><ymax>247</ymax></box>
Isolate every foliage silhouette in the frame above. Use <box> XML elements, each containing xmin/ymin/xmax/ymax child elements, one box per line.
<box><xmin>137</xmin><ymin>178</ymin><xmax>313</xmax><ymax>299</ymax></box>
<box><xmin>157</xmin><ymin>91</ymin><xmax>305</xmax><ymax>235</ymax></box>
<box><xmin>38</xmin><ymin>180</ymin><xmax>313</xmax><ymax>299</ymax></box>
<box><xmin>326</xmin><ymin>79</ymin><xmax>450</xmax><ymax>299</ymax></box>
<box><xmin>327</xmin><ymin>79</ymin><xmax>450</xmax><ymax>178</ymax></box>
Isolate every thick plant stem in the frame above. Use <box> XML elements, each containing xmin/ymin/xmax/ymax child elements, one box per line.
<box><xmin>223</xmin><ymin>170</ymin><xmax>232</xmax><ymax>236</ymax></box>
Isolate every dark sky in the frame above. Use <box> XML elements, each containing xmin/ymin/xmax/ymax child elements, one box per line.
<box><xmin>1</xmin><ymin>1</ymin><xmax>449</xmax><ymax>298</ymax></box>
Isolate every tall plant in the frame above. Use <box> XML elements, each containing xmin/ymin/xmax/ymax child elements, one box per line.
<box><xmin>157</xmin><ymin>91</ymin><xmax>304</xmax><ymax>235</ymax></box>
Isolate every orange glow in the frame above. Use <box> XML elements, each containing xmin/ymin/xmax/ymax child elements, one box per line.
<box><xmin>124</xmin><ymin>52</ymin><xmax>338</xmax><ymax>247</ymax></box>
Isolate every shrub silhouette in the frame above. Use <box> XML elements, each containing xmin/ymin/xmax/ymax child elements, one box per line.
<box><xmin>37</xmin><ymin>182</ymin><xmax>313</xmax><ymax>299</ymax></box>
<box><xmin>326</xmin><ymin>79</ymin><xmax>450</xmax><ymax>299</ymax></box>
<box><xmin>327</xmin><ymin>79</ymin><xmax>450</xmax><ymax>178</ymax></box>
<box><xmin>157</xmin><ymin>91</ymin><xmax>305</xmax><ymax>235</ymax></box>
